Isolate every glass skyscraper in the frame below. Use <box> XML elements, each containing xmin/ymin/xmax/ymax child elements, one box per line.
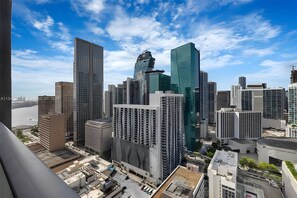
<box><xmin>171</xmin><ymin>42</ymin><xmax>200</xmax><ymax>151</ymax></box>
<box><xmin>73</xmin><ymin>38</ymin><xmax>103</xmax><ymax>146</ymax></box>
<box><xmin>133</xmin><ymin>50</ymin><xmax>155</xmax><ymax>79</ymax></box>
<box><xmin>148</xmin><ymin>71</ymin><xmax>171</xmax><ymax>94</ymax></box>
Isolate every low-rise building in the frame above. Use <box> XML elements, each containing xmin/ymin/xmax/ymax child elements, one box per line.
<box><xmin>227</xmin><ymin>139</ymin><xmax>256</xmax><ymax>154</ymax></box>
<box><xmin>151</xmin><ymin>166</ymin><xmax>204</xmax><ymax>198</ymax></box>
<box><xmin>282</xmin><ymin>161</ymin><xmax>297</xmax><ymax>198</ymax></box>
<box><xmin>208</xmin><ymin>150</ymin><xmax>238</xmax><ymax>198</ymax></box>
<box><xmin>257</xmin><ymin>137</ymin><xmax>297</xmax><ymax>166</ymax></box>
<box><xmin>286</xmin><ymin>125</ymin><xmax>297</xmax><ymax>138</ymax></box>
<box><xmin>85</xmin><ymin>118</ymin><xmax>112</xmax><ymax>160</ymax></box>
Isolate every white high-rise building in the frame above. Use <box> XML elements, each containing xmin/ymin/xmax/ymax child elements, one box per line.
<box><xmin>288</xmin><ymin>83</ymin><xmax>297</xmax><ymax>124</ymax></box>
<box><xmin>208</xmin><ymin>150</ymin><xmax>238</xmax><ymax>198</ymax></box>
<box><xmin>112</xmin><ymin>91</ymin><xmax>184</xmax><ymax>184</ymax></box>
<box><xmin>216</xmin><ymin>108</ymin><xmax>262</xmax><ymax>141</ymax></box>
<box><xmin>231</xmin><ymin>85</ymin><xmax>241</xmax><ymax>109</ymax></box>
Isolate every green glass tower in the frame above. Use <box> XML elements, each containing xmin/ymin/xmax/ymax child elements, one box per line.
<box><xmin>148</xmin><ymin>72</ymin><xmax>171</xmax><ymax>94</ymax></box>
<box><xmin>171</xmin><ymin>42</ymin><xmax>200</xmax><ymax>151</ymax></box>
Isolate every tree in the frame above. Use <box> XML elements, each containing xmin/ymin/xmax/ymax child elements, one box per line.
<box><xmin>16</xmin><ymin>128</ymin><xmax>23</xmax><ymax>138</ymax></box>
<box><xmin>206</xmin><ymin>151</ymin><xmax>214</xmax><ymax>158</ymax></box>
<box><xmin>240</xmin><ymin>157</ymin><xmax>256</xmax><ymax>168</ymax></box>
<box><xmin>257</xmin><ymin>162</ymin><xmax>280</xmax><ymax>174</ymax></box>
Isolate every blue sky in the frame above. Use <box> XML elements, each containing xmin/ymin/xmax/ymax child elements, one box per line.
<box><xmin>12</xmin><ymin>0</ymin><xmax>297</xmax><ymax>98</ymax></box>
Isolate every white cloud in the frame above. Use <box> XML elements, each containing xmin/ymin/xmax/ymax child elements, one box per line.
<box><xmin>232</xmin><ymin>13</ymin><xmax>281</xmax><ymax>41</ymax></box>
<box><xmin>71</xmin><ymin>0</ymin><xmax>105</xmax><ymax>18</ymax></box>
<box><xmin>243</xmin><ymin>47</ymin><xmax>274</xmax><ymax>57</ymax></box>
<box><xmin>33</xmin><ymin>15</ymin><xmax>54</xmax><ymax>36</ymax></box>
<box><xmin>49</xmin><ymin>22</ymin><xmax>73</xmax><ymax>53</ymax></box>
<box><xmin>12</xmin><ymin>50</ymin><xmax>72</xmax><ymax>70</ymax></box>
<box><xmin>86</xmin><ymin>22</ymin><xmax>105</xmax><ymax>35</ymax></box>
<box><xmin>12</xmin><ymin>49</ymin><xmax>73</xmax><ymax>97</ymax></box>
<box><xmin>245</xmin><ymin>59</ymin><xmax>295</xmax><ymax>87</ymax></box>
<box><xmin>219</xmin><ymin>0</ymin><xmax>254</xmax><ymax>6</ymax></box>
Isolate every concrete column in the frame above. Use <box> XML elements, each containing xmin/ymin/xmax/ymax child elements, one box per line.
<box><xmin>0</xmin><ymin>0</ymin><xmax>12</xmax><ymax>129</ymax></box>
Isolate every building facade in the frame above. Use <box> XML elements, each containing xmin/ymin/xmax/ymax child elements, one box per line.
<box><xmin>288</xmin><ymin>83</ymin><xmax>297</xmax><ymax>124</ymax></box>
<box><xmin>55</xmin><ymin>82</ymin><xmax>73</xmax><ymax>139</ymax></box>
<box><xmin>238</xmin><ymin>76</ymin><xmax>246</xmax><ymax>89</ymax></box>
<box><xmin>39</xmin><ymin>113</ymin><xmax>65</xmax><ymax>152</ymax></box>
<box><xmin>217</xmin><ymin>91</ymin><xmax>230</xmax><ymax>111</ymax></box>
<box><xmin>200</xmin><ymin>71</ymin><xmax>209</xmax><ymax>139</ymax></box>
<box><xmin>208</xmin><ymin>150</ymin><xmax>238</xmax><ymax>198</ymax></box>
<box><xmin>171</xmin><ymin>42</ymin><xmax>200</xmax><ymax>151</ymax></box>
<box><xmin>208</xmin><ymin>82</ymin><xmax>217</xmax><ymax>124</ymax></box>
<box><xmin>147</xmin><ymin>71</ymin><xmax>171</xmax><ymax>94</ymax></box>
<box><xmin>104</xmin><ymin>84</ymin><xmax>116</xmax><ymax>118</ymax></box>
<box><xmin>85</xmin><ymin>118</ymin><xmax>112</xmax><ymax>160</ymax></box>
<box><xmin>231</xmin><ymin>85</ymin><xmax>241</xmax><ymax>109</ymax></box>
<box><xmin>112</xmin><ymin>92</ymin><xmax>184</xmax><ymax>184</ymax></box>
<box><xmin>257</xmin><ymin>138</ymin><xmax>297</xmax><ymax>166</ymax></box>
<box><xmin>241</xmin><ymin>88</ymin><xmax>285</xmax><ymax>120</ymax></box>
<box><xmin>73</xmin><ymin>38</ymin><xmax>103</xmax><ymax>146</ymax></box>
<box><xmin>282</xmin><ymin>161</ymin><xmax>297</xmax><ymax>198</ymax></box>
<box><xmin>38</xmin><ymin>95</ymin><xmax>55</xmax><ymax>126</ymax></box>
<box><xmin>291</xmin><ymin>67</ymin><xmax>297</xmax><ymax>84</ymax></box>
<box><xmin>286</xmin><ymin>125</ymin><xmax>297</xmax><ymax>138</ymax></box>
<box><xmin>0</xmin><ymin>0</ymin><xmax>12</xmax><ymax>129</ymax></box>
<box><xmin>216</xmin><ymin>108</ymin><xmax>262</xmax><ymax>140</ymax></box>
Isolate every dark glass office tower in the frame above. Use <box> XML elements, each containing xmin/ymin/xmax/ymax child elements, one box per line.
<box><xmin>239</xmin><ymin>76</ymin><xmax>246</xmax><ymax>89</ymax></box>
<box><xmin>291</xmin><ymin>66</ymin><xmax>297</xmax><ymax>84</ymax></box>
<box><xmin>0</xmin><ymin>0</ymin><xmax>12</xmax><ymax>129</ymax></box>
<box><xmin>133</xmin><ymin>51</ymin><xmax>155</xmax><ymax>79</ymax></box>
<box><xmin>171</xmin><ymin>42</ymin><xmax>200</xmax><ymax>151</ymax></box>
<box><xmin>208</xmin><ymin>82</ymin><xmax>217</xmax><ymax>124</ymax></box>
<box><xmin>73</xmin><ymin>38</ymin><xmax>103</xmax><ymax>146</ymax></box>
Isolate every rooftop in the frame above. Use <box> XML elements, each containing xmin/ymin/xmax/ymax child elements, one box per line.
<box><xmin>86</xmin><ymin>118</ymin><xmax>112</xmax><ymax>126</ymax></box>
<box><xmin>211</xmin><ymin>150</ymin><xmax>238</xmax><ymax>168</ymax></box>
<box><xmin>151</xmin><ymin>166</ymin><xmax>203</xmax><ymax>198</ymax></box>
<box><xmin>237</xmin><ymin>169</ymin><xmax>283</xmax><ymax>198</ymax></box>
<box><xmin>257</xmin><ymin>137</ymin><xmax>297</xmax><ymax>150</ymax></box>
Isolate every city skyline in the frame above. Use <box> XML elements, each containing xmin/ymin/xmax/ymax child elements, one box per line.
<box><xmin>12</xmin><ymin>0</ymin><xmax>297</xmax><ymax>97</ymax></box>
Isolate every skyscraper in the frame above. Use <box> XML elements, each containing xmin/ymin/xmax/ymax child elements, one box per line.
<box><xmin>112</xmin><ymin>92</ymin><xmax>184</xmax><ymax>184</ymax></box>
<box><xmin>38</xmin><ymin>96</ymin><xmax>55</xmax><ymax>126</ymax></box>
<box><xmin>104</xmin><ymin>84</ymin><xmax>116</xmax><ymax>118</ymax></box>
<box><xmin>288</xmin><ymin>83</ymin><xmax>297</xmax><ymax>124</ymax></box>
<box><xmin>0</xmin><ymin>0</ymin><xmax>12</xmax><ymax>129</ymax></box>
<box><xmin>231</xmin><ymin>85</ymin><xmax>242</xmax><ymax>108</ymax></box>
<box><xmin>238</xmin><ymin>76</ymin><xmax>246</xmax><ymax>89</ymax></box>
<box><xmin>208</xmin><ymin>82</ymin><xmax>217</xmax><ymax>124</ymax></box>
<box><xmin>217</xmin><ymin>91</ymin><xmax>230</xmax><ymax>111</ymax></box>
<box><xmin>171</xmin><ymin>42</ymin><xmax>200</xmax><ymax>151</ymax></box>
<box><xmin>55</xmin><ymin>82</ymin><xmax>73</xmax><ymax>139</ymax></box>
<box><xmin>147</xmin><ymin>71</ymin><xmax>171</xmax><ymax>94</ymax></box>
<box><xmin>291</xmin><ymin>66</ymin><xmax>297</xmax><ymax>84</ymax></box>
<box><xmin>200</xmin><ymin>71</ymin><xmax>209</xmax><ymax>139</ymax></box>
<box><xmin>240</xmin><ymin>88</ymin><xmax>285</xmax><ymax>120</ymax></box>
<box><xmin>133</xmin><ymin>50</ymin><xmax>155</xmax><ymax>79</ymax></box>
<box><xmin>73</xmin><ymin>38</ymin><xmax>103</xmax><ymax>146</ymax></box>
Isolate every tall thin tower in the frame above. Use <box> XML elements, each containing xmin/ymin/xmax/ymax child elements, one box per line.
<box><xmin>291</xmin><ymin>66</ymin><xmax>297</xmax><ymax>84</ymax></box>
<box><xmin>0</xmin><ymin>0</ymin><xmax>12</xmax><ymax>129</ymax></box>
<box><xmin>171</xmin><ymin>42</ymin><xmax>200</xmax><ymax>151</ymax></box>
<box><xmin>73</xmin><ymin>38</ymin><xmax>103</xmax><ymax>146</ymax></box>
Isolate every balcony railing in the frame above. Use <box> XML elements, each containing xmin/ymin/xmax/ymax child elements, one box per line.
<box><xmin>0</xmin><ymin>122</ymin><xmax>79</xmax><ymax>198</ymax></box>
